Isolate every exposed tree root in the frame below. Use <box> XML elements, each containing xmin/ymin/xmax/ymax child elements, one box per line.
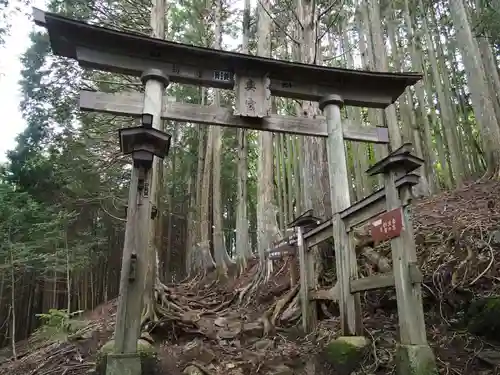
<box><xmin>271</xmin><ymin>285</ymin><xmax>299</xmax><ymax>325</ymax></box>
<box><xmin>280</xmin><ymin>290</ymin><xmax>300</xmax><ymax>322</ymax></box>
<box><xmin>137</xmin><ymin>261</ymin><xmax>306</xmax><ymax>344</ymax></box>
<box><xmin>479</xmin><ymin>157</ymin><xmax>500</xmax><ymax>181</ymax></box>
<box><xmin>139</xmin><ymin>218</ymin><xmax>393</xmax><ymax>342</ymax></box>
<box><xmin>237</xmin><ymin>259</ymin><xmax>270</xmax><ymax>306</ymax></box>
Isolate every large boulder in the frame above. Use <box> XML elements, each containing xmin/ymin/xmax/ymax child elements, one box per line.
<box><xmin>319</xmin><ymin>336</ymin><xmax>370</xmax><ymax>375</ymax></box>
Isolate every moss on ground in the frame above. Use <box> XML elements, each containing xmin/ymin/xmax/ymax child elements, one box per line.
<box><xmin>321</xmin><ymin>336</ymin><xmax>369</xmax><ymax>375</ymax></box>
<box><xmin>324</xmin><ymin>339</ymin><xmax>358</xmax><ymax>364</ymax></box>
<box><xmin>466</xmin><ymin>297</ymin><xmax>500</xmax><ymax>339</ymax></box>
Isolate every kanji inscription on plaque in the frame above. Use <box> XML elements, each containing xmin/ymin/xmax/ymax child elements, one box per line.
<box><xmin>246</xmin><ymin>97</ymin><xmax>256</xmax><ymax>112</ymax></box>
<box><xmin>370</xmin><ymin>207</ymin><xmax>404</xmax><ymax>242</ymax></box>
<box><xmin>245</xmin><ymin>78</ymin><xmax>256</xmax><ymax>91</ymax></box>
<box><xmin>233</xmin><ymin>73</ymin><xmax>271</xmax><ymax>117</ymax></box>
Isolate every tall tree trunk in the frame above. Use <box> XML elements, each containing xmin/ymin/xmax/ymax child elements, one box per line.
<box><xmin>185</xmin><ymin>173</ymin><xmax>195</xmax><ymax>275</ymax></box>
<box><xmin>385</xmin><ymin>3</ymin><xmax>429</xmax><ymax>195</ymax></box>
<box><xmin>212</xmin><ymin>0</ymin><xmax>232</xmax><ymax>276</ymax></box>
<box><xmin>235</xmin><ymin>0</ymin><xmax>252</xmax><ymax>272</ymax></box>
<box><xmin>419</xmin><ymin>0</ymin><xmax>462</xmax><ymax>186</ymax></box>
<box><xmin>474</xmin><ymin>0</ymin><xmax>500</xmax><ymax>122</ymax></box>
<box><xmin>192</xmin><ymin>117</ymin><xmax>206</xmax><ymax>272</ymax></box>
<box><xmin>450</xmin><ymin>0</ymin><xmax>500</xmax><ymax>178</ymax></box>
<box><xmin>65</xmin><ymin>229</ymin><xmax>71</xmax><ymax>314</ymax></box>
<box><xmin>341</xmin><ymin>22</ymin><xmax>369</xmax><ymax>199</ymax></box>
<box><xmin>367</xmin><ymin>0</ymin><xmax>401</xmax><ymax>150</ymax></box>
<box><xmin>143</xmin><ymin>0</ymin><xmax>166</xmax><ymax>322</ymax></box>
<box><xmin>256</xmin><ymin>0</ymin><xmax>278</xmax><ymax>273</ymax></box>
<box><xmin>200</xmin><ymin>121</ymin><xmax>216</xmax><ymax>271</ymax></box>
<box><xmin>404</xmin><ymin>0</ymin><xmax>437</xmax><ymax>193</ymax></box>
<box><xmin>9</xmin><ymin>228</ymin><xmax>16</xmax><ymax>361</ymax></box>
<box><xmin>164</xmin><ymin>124</ymin><xmax>178</xmax><ymax>281</ymax></box>
<box><xmin>294</xmin><ymin>0</ymin><xmax>326</xmax><ymax>332</ymax></box>
<box><xmin>358</xmin><ymin>3</ymin><xmax>385</xmax><ymax>188</ymax></box>
<box><xmin>431</xmin><ymin>9</ymin><xmax>466</xmax><ymax>180</ymax></box>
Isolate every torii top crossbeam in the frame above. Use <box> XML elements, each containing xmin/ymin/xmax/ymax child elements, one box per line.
<box><xmin>33</xmin><ymin>8</ymin><xmax>421</xmax><ymax>108</ymax></box>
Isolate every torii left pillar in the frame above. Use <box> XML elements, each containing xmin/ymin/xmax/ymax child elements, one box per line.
<box><xmin>106</xmin><ymin>70</ymin><xmax>170</xmax><ymax>375</ymax></box>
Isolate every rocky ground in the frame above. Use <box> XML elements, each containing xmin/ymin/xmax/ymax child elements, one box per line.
<box><xmin>1</xmin><ymin>180</ymin><xmax>500</xmax><ymax>375</ymax></box>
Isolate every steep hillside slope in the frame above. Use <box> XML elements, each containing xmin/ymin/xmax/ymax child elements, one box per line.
<box><xmin>1</xmin><ymin>180</ymin><xmax>500</xmax><ymax>375</ymax></box>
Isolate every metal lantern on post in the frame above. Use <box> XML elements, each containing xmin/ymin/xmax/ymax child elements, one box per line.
<box><xmin>119</xmin><ymin>124</ymin><xmax>171</xmax><ymax>169</ymax></box>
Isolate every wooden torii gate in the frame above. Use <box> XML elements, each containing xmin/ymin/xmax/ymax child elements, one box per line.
<box><xmin>33</xmin><ymin>8</ymin><xmax>436</xmax><ymax>375</ymax></box>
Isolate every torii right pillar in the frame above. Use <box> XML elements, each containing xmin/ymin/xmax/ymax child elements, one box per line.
<box><xmin>320</xmin><ymin>95</ymin><xmax>437</xmax><ymax>375</ymax></box>
<box><xmin>368</xmin><ymin>146</ymin><xmax>437</xmax><ymax>375</ymax></box>
<box><xmin>320</xmin><ymin>94</ymin><xmax>362</xmax><ymax>336</ymax></box>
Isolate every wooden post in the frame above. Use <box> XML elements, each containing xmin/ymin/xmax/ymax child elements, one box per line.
<box><xmin>384</xmin><ymin>169</ymin><xmax>427</xmax><ymax>345</ymax></box>
<box><xmin>113</xmin><ymin>167</ymin><xmax>140</xmax><ymax>353</ymax></box>
<box><xmin>289</xmin><ymin>255</ymin><xmax>298</xmax><ymax>287</ymax></box>
<box><xmin>113</xmin><ymin>166</ymin><xmax>152</xmax><ymax>354</ymax></box>
<box><xmin>110</xmin><ymin>122</ymin><xmax>171</xmax><ymax>375</ymax></box>
<box><xmin>112</xmin><ymin>72</ymin><xmax>169</xmax><ymax>357</ymax></box>
<box><xmin>319</xmin><ymin>94</ymin><xmax>362</xmax><ymax>336</ymax></box>
<box><xmin>289</xmin><ymin>211</ymin><xmax>322</xmax><ymax>332</ymax></box>
<box><xmin>296</xmin><ymin>226</ymin><xmax>309</xmax><ymax>332</ymax></box>
<box><xmin>296</xmin><ymin>225</ymin><xmax>317</xmax><ymax>332</ymax></box>
<box><xmin>305</xmin><ymin>248</ymin><xmax>317</xmax><ymax>331</ymax></box>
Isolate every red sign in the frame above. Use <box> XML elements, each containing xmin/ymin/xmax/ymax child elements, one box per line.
<box><xmin>370</xmin><ymin>207</ymin><xmax>404</xmax><ymax>243</ymax></box>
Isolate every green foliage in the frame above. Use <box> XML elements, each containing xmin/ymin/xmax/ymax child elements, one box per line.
<box><xmin>35</xmin><ymin>308</ymin><xmax>84</xmax><ymax>329</ymax></box>
<box><xmin>32</xmin><ymin>308</ymin><xmax>86</xmax><ymax>342</ymax></box>
<box><xmin>0</xmin><ymin>181</ymin><xmax>73</xmax><ymax>271</ymax></box>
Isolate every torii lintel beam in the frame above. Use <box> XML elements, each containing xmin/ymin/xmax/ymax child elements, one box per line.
<box><xmin>80</xmin><ymin>90</ymin><xmax>390</xmax><ymax>143</ymax></box>
<box><xmin>33</xmin><ymin>8</ymin><xmax>422</xmax><ymax>108</ymax></box>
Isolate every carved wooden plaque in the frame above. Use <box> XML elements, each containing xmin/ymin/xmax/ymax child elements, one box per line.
<box><xmin>233</xmin><ymin>73</ymin><xmax>271</xmax><ymax>118</ymax></box>
<box><xmin>370</xmin><ymin>207</ymin><xmax>404</xmax><ymax>243</ymax></box>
